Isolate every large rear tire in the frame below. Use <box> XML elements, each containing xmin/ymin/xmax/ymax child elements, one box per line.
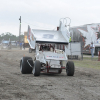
<box><xmin>33</xmin><ymin>60</ymin><xmax>41</xmax><ymax>76</ymax></box>
<box><xmin>66</xmin><ymin>61</ymin><xmax>75</xmax><ymax>76</ymax></box>
<box><xmin>20</xmin><ymin>57</ymin><xmax>33</xmax><ymax>74</ymax></box>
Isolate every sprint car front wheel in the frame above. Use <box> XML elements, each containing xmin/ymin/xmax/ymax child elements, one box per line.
<box><xmin>33</xmin><ymin>60</ymin><xmax>41</xmax><ymax>76</ymax></box>
<box><xmin>66</xmin><ymin>61</ymin><xmax>75</xmax><ymax>76</ymax></box>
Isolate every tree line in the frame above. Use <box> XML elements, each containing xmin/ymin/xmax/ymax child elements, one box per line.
<box><xmin>0</xmin><ymin>32</ymin><xmax>24</xmax><ymax>41</ymax></box>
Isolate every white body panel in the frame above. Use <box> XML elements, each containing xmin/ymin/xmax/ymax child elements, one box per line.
<box><xmin>27</xmin><ymin>26</ymin><xmax>36</xmax><ymax>49</ymax></box>
<box><xmin>65</xmin><ymin>42</ymin><xmax>81</xmax><ymax>56</ymax></box>
<box><xmin>36</xmin><ymin>50</ymin><xmax>67</xmax><ymax>68</ymax></box>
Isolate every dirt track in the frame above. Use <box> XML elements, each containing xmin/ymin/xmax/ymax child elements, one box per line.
<box><xmin>0</xmin><ymin>49</ymin><xmax>100</xmax><ymax>100</ymax></box>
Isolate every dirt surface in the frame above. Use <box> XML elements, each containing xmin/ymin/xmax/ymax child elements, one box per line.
<box><xmin>0</xmin><ymin>48</ymin><xmax>100</xmax><ymax>100</ymax></box>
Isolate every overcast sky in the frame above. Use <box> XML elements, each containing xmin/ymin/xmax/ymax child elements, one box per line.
<box><xmin>0</xmin><ymin>0</ymin><xmax>100</xmax><ymax>36</ymax></box>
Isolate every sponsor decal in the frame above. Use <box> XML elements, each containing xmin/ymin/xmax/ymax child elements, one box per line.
<box><xmin>28</xmin><ymin>27</ymin><xmax>31</xmax><ymax>42</ymax></box>
<box><xmin>43</xmin><ymin>34</ymin><xmax>54</xmax><ymax>39</ymax></box>
<box><xmin>47</xmin><ymin>56</ymin><xmax>64</xmax><ymax>59</ymax></box>
<box><xmin>31</xmin><ymin>34</ymin><xmax>34</xmax><ymax>41</ymax></box>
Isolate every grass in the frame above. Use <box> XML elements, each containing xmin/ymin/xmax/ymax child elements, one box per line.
<box><xmin>73</xmin><ymin>56</ymin><xmax>100</xmax><ymax>69</ymax></box>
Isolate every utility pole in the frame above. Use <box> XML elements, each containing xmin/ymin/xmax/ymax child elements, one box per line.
<box><xmin>19</xmin><ymin>16</ymin><xmax>21</xmax><ymax>42</ymax></box>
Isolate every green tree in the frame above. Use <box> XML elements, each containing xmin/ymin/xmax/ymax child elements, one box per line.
<box><xmin>0</xmin><ymin>32</ymin><xmax>24</xmax><ymax>42</ymax></box>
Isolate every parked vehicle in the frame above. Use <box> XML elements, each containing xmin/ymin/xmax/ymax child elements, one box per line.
<box><xmin>0</xmin><ymin>40</ymin><xmax>9</xmax><ymax>49</ymax></box>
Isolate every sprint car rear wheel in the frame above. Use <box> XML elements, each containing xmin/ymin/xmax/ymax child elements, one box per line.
<box><xmin>33</xmin><ymin>60</ymin><xmax>41</xmax><ymax>76</ymax></box>
<box><xmin>20</xmin><ymin>57</ymin><xmax>33</xmax><ymax>74</ymax></box>
<box><xmin>66</xmin><ymin>61</ymin><xmax>75</xmax><ymax>76</ymax></box>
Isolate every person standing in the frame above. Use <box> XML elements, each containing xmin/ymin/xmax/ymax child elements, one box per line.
<box><xmin>90</xmin><ymin>42</ymin><xmax>95</xmax><ymax>59</ymax></box>
<box><xmin>97</xmin><ymin>25</ymin><xmax>100</xmax><ymax>33</ymax></box>
<box><xmin>20</xmin><ymin>42</ymin><xmax>22</xmax><ymax>50</ymax></box>
<box><xmin>69</xmin><ymin>36</ymin><xmax>71</xmax><ymax>42</ymax></box>
<box><xmin>23</xmin><ymin>43</ymin><xmax>25</xmax><ymax>50</ymax></box>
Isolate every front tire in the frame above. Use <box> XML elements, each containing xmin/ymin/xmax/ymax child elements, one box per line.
<box><xmin>66</xmin><ymin>61</ymin><xmax>75</xmax><ymax>76</ymax></box>
<box><xmin>20</xmin><ymin>57</ymin><xmax>33</xmax><ymax>74</ymax></box>
<box><xmin>33</xmin><ymin>60</ymin><xmax>41</xmax><ymax>76</ymax></box>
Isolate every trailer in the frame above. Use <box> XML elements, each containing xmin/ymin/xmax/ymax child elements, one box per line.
<box><xmin>20</xmin><ymin>17</ymin><xmax>75</xmax><ymax>76</ymax></box>
<box><xmin>70</xmin><ymin>23</ymin><xmax>100</xmax><ymax>55</ymax></box>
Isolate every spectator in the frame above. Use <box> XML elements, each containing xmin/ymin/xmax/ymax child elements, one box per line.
<box><xmin>20</xmin><ymin>42</ymin><xmax>22</xmax><ymax>50</ymax></box>
<box><xmin>69</xmin><ymin>36</ymin><xmax>71</xmax><ymax>42</ymax></box>
<box><xmin>90</xmin><ymin>42</ymin><xmax>95</xmax><ymax>59</ymax></box>
<box><xmin>23</xmin><ymin>43</ymin><xmax>25</xmax><ymax>50</ymax></box>
<box><xmin>16</xmin><ymin>41</ymin><xmax>17</xmax><ymax>46</ymax></box>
